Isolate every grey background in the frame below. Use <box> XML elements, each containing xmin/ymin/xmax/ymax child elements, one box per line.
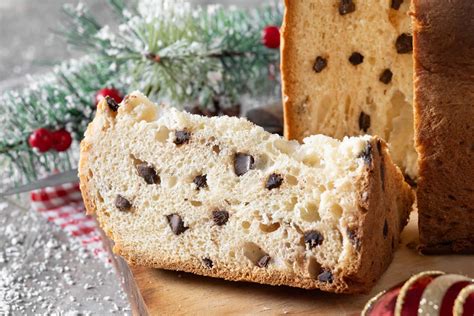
<box><xmin>0</xmin><ymin>0</ymin><xmax>254</xmax><ymax>91</ymax></box>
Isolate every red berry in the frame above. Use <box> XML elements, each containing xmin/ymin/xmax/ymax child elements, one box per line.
<box><xmin>28</xmin><ymin>128</ymin><xmax>53</xmax><ymax>152</ymax></box>
<box><xmin>262</xmin><ymin>26</ymin><xmax>280</xmax><ymax>49</ymax></box>
<box><xmin>51</xmin><ymin>129</ymin><xmax>73</xmax><ymax>152</ymax></box>
<box><xmin>95</xmin><ymin>87</ymin><xmax>123</xmax><ymax>106</ymax></box>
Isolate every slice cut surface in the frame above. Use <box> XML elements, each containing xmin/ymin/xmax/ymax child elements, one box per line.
<box><xmin>281</xmin><ymin>0</ymin><xmax>416</xmax><ymax>178</ymax></box>
<box><xmin>79</xmin><ymin>91</ymin><xmax>413</xmax><ymax>293</ymax></box>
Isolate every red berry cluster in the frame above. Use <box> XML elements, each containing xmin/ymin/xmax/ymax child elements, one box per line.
<box><xmin>28</xmin><ymin>128</ymin><xmax>72</xmax><ymax>153</ymax></box>
<box><xmin>27</xmin><ymin>87</ymin><xmax>123</xmax><ymax>154</ymax></box>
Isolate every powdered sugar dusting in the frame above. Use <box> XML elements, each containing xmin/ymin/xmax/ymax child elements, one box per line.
<box><xmin>0</xmin><ymin>200</ymin><xmax>130</xmax><ymax>314</ymax></box>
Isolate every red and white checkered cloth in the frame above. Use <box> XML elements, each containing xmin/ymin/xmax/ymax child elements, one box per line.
<box><xmin>30</xmin><ymin>182</ymin><xmax>110</xmax><ymax>265</ymax></box>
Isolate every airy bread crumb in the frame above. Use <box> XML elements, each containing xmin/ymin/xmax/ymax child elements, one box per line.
<box><xmin>79</xmin><ymin>92</ymin><xmax>413</xmax><ymax>293</ymax></box>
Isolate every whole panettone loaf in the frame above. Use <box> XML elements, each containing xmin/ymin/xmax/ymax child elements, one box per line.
<box><xmin>281</xmin><ymin>0</ymin><xmax>417</xmax><ymax>179</ymax></box>
<box><xmin>412</xmin><ymin>0</ymin><xmax>474</xmax><ymax>254</ymax></box>
<box><xmin>79</xmin><ymin>92</ymin><xmax>414</xmax><ymax>293</ymax></box>
<box><xmin>281</xmin><ymin>0</ymin><xmax>474</xmax><ymax>254</ymax></box>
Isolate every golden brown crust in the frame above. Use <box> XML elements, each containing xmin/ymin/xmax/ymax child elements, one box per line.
<box><xmin>79</xmin><ymin>142</ymin><xmax>96</xmax><ymax>217</ymax></box>
<box><xmin>79</xmin><ymin>100</ymin><xmax>106</xmax><ymax>217</ymax></box>
<box><xmin>280</xmin><ymin>0</ymin><xmax>306</xmax><ymax>141</ymax></box>
<box><xmin>116</xmin><ymin>245</ymin><xmax>355</xmax><ymax>293</ymax></box>
<box><xmin>343</xmin><ymin>138</ymin><xmax>413</xmax><ymax>291</ymax></box>
<box><xmin>413</xmin><ymin>0</ymin><xmax>474</xmax><ymax>254</ymax></box>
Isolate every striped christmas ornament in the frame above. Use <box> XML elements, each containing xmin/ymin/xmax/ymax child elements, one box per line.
<box><xmin>362</xmin><ymin>271</ymin><xmax>474</xmax><ymax>316</ymax></box>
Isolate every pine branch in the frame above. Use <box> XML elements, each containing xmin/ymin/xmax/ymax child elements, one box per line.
<box><xmin>0</xmin><ymin>56</ymin><xmax>126</xmax><ymax>185</ymax></box>
<box><xmin>61</xmin><ymin>0</ymin><xmax>283</xmax><ymax>109</ymax></box>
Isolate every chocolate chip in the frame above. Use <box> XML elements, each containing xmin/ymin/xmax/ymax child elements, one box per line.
<box><xmin>193</xmin><ymin>174</ymin><xmax>208</xmax><ymax>190</ymax></box>
<box><xmin>404</xmin><ymin>174</ymin><xmax>417</xmax><ymax>188</ymax></box>
<box><xmin>257</xmin><ymin>255</ymin><xmax>271</xmax><ymax>268</ymax></box>
<box><xmin>313</xmin><ymin>56</ymin><xmax>328</xmax><ymax>73</ymax></box>
<box><xmin>376</xmin><ymin>139</ymin><xmax>383</xmax><ymax>155</ymax></box>
<box><xmin>379</xmin><ymin>69</ymin><xmax>393</xmax><ymax>84</ymax></box>
<box><xmin>105</xmin><ymin>96</ymin><xmax>120</xmax><ymax>112</ymax></box>
<box><xmin>212</xmin><ymin>210</ymin><xmax>229</xmax><ymax>226</ymax></box>
<box><xmin>265</xmin><ymin>173</ymin><xmax>284</xmax><ymax>190</ymax></box>
<box><xmin>391</xmin><ymin>0</ymin><xmax>403</xmax><ymax>10</ymax></box>
<box><xmin>349</xmin><ymin>52</ymin><xmax>364</xmax><ymax>65</ymax></box>
<box><xmin>339</xmin><ymin>0</ymin><xmax>355</xmax><ymax>15</ymax></box>
<box><xmin>359</xmin><ymin>111</ymin><xmax>371</xmax><ymax>132</ymax></box>
<box><xmin>234</xmin><ymin>153</ymin><xmax>255</xmax><ymax>176</ymax></box>
<box><xmin>347</xmin><ymin>229</ymin><xmax>361</xmax><ymax>250</ymax></box>
<box><xmin>318</xmin><ymin>270</ymin><xmax>333</xmax><ymax>283</ymax></box>
<box><xmin>304</xmin><ymin>230</ymin><xmax>324</xmax><ymax>249</ymax></box>
<box><xmin>212</xmin><ymin>145</ymin><xmax>221</xmax><ymax>155</ymax></box>
<box><xmin>383</xmin><ymin>220</ymin><xmax>388</xmax><ymax>238</ymax></box>
<box><xmin>115</xmin><ymin>195</ymin><xmax>132</xmax><ymax>212</ymax></box>
<box><xmin>358</xmin><ymin>142</ymin><xmax>373</xmax><ymax>165</ymax></box>
<box><xmin>166</xmin><ymin>214</ymin><xmax>189</xmax><ymax>235</ymax></box>
<box><xmin>203</xmin><ymin>258</ymin><xmax>213</xmax><ymax>269</ymax></box>
<box><xmin>136</xmin><ymin>163</ymin><xmax>160</xmax><ymax>185</ymax></box>
<box><xmin>174</xmin><ymin>130</ymin><xmax>191</xmax><ymax>145</ymax></box>
<box><xmin>396</xmin><ymin>33</ymin><xmax>413</xmax><ymax>54</ymax></box>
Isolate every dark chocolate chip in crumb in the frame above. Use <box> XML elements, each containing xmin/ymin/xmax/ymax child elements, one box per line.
<box><xmin>396</xmin><ymin>33</ymin><xmax>413</xmax><ymax>54</ymax></box>
<box><xmin>304</xmin><ymin>230</ymin><xmax>324</xmax><ymax>249</ymax></box>
<box><xmin>358</xmin><ymin>142</ymin><xmax>373</xmax><ymax>165</ymax></box>
<box><xmin>313</xmin><ymin>56</ymin><xmax>328</xmax><ymax>73</ymax></box>
<box><xmin>391</xmin><ymin>0</ymin><xmax>404</xmax><ymax>10</ymax></box>
<box><xmin>347</xmin><ymin>229</ymin><xmax>361</xmax><ymax>250</ymax></box>
<box><xmin>265</xmin><ymin>173</ymin><xmax>284</xmax><ymax>190</ymax></box>
<box><xmin>349</xmin><ymin>52</ymin><xmax>364</xmax><ymax>66</ymax></box>
<box><xmin>166</xmin><ymin>214</ymin><xmax>189</xmax><ymax>235</ymax></box>
<box><xmin>339</xmin><ymin>0</ymin><xmax>356</xmax><ymax>15</ymax></box>
<box><xmin>359</xmin><ymin>111</ymin><xmax>371</xmax><ymax>132</ymax></box>
<box><xmin>193</xmin><ymin>174</ymin><xmax>208</xmax><ymax>190</ymax></box>
<box><xmin>379</xmin><ymin>69</ymin><xmax>393</xmax><ymax>84</ymax></box>
<box><xmin>203</xmin><ymin>258</ymin><xmax>213</xmax><ymax>269</ymax></box>
<box><xmin>136</xmin><ymin>163</ymin><xmax>160</xmax><ymax>185</ymax></box>
<box><xmin>115</xmin><ymin>195</ymin><xmax>132</xmax><ymax>212</ymax></box>
<box><xmin>174</xmin><ymin>130</ymin><xmax>191</xmax><ymax>145</ymax></box>
<box><xmin>105</xmin><ymin>96</ymin><xmax>120</xmax><ymax>112</ymax></box>
<box><xmin>257</xmin><ymin>255</ymin><xmax>271</xmax><ymax>268</ymax></box>
<box><xmin>383</xmin><ymin>220</ymin><xmax>388</xmax><ymax>238</ymax></box>
<box><xmin>404</xmin><ymin>174</ymin><xmax>417</xmax><ymax>188</ymax></box>
<box><xmin>234</xmin><ymin>153</ymin><xmax>255</xmax><ymax>176</ymax></box>
<box><xmin>376</xmin><ymin>139</ymin><xmax>383</xmax><ymax>155</ymax></box>
<box><xmin>318</xmin><ymin>270</ymin><xmax>333</xmax><ymax>283</ymax></box>
<box><xmin>212</xmin><ymin>210</ymin><xmax>229</xmax><ymax>226</ymax></box>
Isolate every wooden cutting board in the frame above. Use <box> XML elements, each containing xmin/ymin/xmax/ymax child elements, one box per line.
<box><xmin>119</xmin><ymin>212</ymin><xmax>473</xmax><ymax>315</ymax></box>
